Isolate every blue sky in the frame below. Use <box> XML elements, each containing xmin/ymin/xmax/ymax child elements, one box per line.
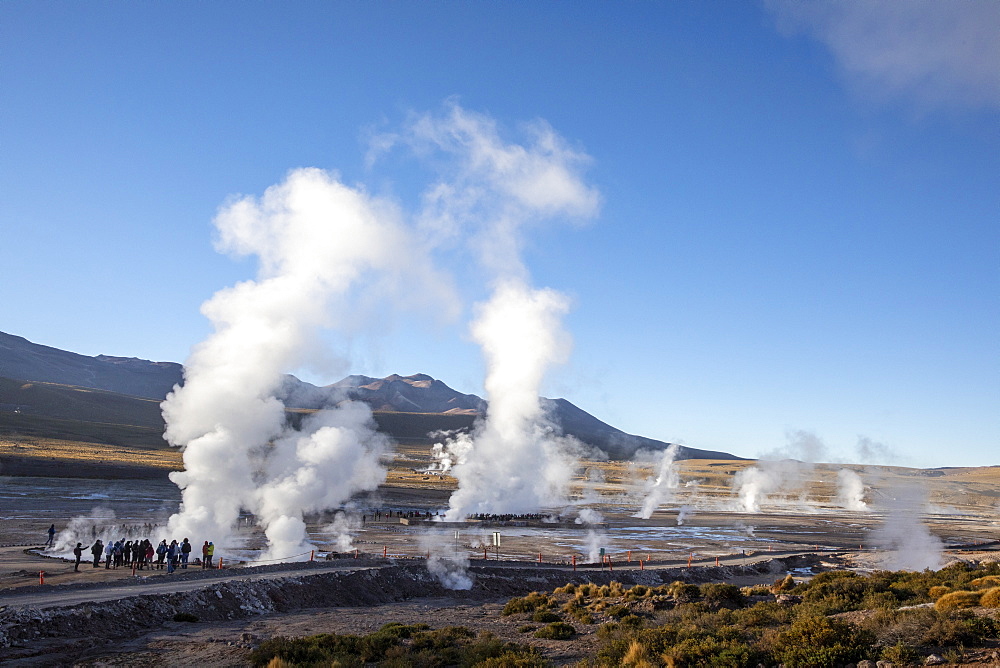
<box><xmin>2</xmin><ymin>1</ymin><xmax>997</xmax><ymax>467</ymax></box>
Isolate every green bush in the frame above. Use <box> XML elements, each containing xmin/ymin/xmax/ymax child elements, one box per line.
<box><xmin>249</xmin><ymin>624</ymin><xmax>544</xmax><ymax>667</ymax></box>
<box><xmin>769</xmin><ymin>615</ymin><xmax>873</xmax><ymax>668</ymax></box>
<box><xmin>503</xmin><ymin>592</ymin><xmax>555</xmax><ymax>616</ymax></box>
<box><xmin>700</xmin><ymin>583</ymin><xmax>747</xmax><ymax>609</ymax></box>
<box><xmin>533</xmin><ymin>621</ymin><xmax>576</xmax><ymax>640</ymax></box>
<box><xmin>880</xmin><ymin>642</ymin><xmax>920</xmax><ymax>665</ymax></box>
<box><xmin>531</xmin><ymin>610</ymin><xmax>561</xmax><ymax>623</ymax></box>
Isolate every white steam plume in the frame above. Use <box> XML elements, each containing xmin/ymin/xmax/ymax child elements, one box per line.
<box><xmin>444</xmin><ymin>281</ymin><xmax>576</xmax><ymax>518</ymax></box>
<box><xmin>162</xmin><ymin>168</ymin><xmax>448</xmax><ymax>560</ymax></box>
<box><xmin>419</xmin><ymin>530</ymin><xmax>473</xmax><ymax>590</ymax></box>
<box><xmin>835</xmin><ymin>468</ymin><xmax>868</xmax><ymax>511</ymax></box>
<box><xmin>732</xmin><ymin>430</ymin><xmax>828</xmax><ymax>512</ymax></box>
<box><xmin>870</xmin><ymin>482</ymin><xmax>944</xmax><ymax>571</ymax></box>
<box><xmin>635</xmin><ymin>443</ymin><xmax>681</xmax><ymax>519</ymax></box>
<box><xmin>389</xmin><ymin>103</ymin><xmax>600</xmax><ymax>521</ymax></box>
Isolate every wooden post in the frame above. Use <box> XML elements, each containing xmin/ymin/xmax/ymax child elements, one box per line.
<box><xmin>310</xmin><ymin>550</ymin><xmax>315</xmax><ymax>562</ymax></box>
<box><xmin>572</xmin><ymin>554</ymin><xmax>576</xmax><ymax>572</ymax></box>
<box><xmin>608</xmin><ymin>557</ymin><xmax>613</xmax><ymax>572</ymax></box>
<box><xmin>538</xmin><ymin>553</ymin><xmax>542</xmax><ymax>564</ymax></box>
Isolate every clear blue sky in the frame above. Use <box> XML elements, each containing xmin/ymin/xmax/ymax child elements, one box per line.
<box><xmin>3</xmin><ymin>1</ymin><xmax>997</xmax><ymax>467</ymax></box>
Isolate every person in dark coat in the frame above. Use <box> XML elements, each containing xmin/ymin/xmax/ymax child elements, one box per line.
<box><xmin>73</xmin><ymin>543</ymin><xmax>84</xmax><ymax>571</ymax></box>
<box><xmin>90</xmin><ymin>539</ymin><xmax>103</xmax><ymax>567</ymax></box>
<box><xmin>46</xmin><ymin>524</ymin><xmax>56</xmax><ymax>547</ymax></box>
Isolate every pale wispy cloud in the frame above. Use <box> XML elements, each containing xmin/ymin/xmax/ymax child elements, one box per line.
<box><xmin>767</xmin><ymin>0</ymin><xmax>1000</xmax><ymax>111</ymax></box>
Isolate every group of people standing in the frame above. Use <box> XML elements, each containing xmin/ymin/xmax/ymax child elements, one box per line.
<box><xmin>68</xmin><ymin>535</ymin><xmax>215</xmax><ymax>573</ymax></box>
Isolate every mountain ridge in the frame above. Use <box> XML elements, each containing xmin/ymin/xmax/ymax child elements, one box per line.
<box><xmin>0</xmin><ymin>331</ymin><xmax>743</xmax><ymax>460</ymax></box>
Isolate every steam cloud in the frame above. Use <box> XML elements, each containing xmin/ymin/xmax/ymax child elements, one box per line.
<box><xmin>161</xmin><ymin>167</ymin><xmax>447</xmax><ymax>560</ymax></box>
<box><xmin>870</xmin><ymin>483</ymin><xmax>944</xmax><ymax>571</ymax></box>
<box><xmin>388</xmin><ymin>103</ymin><xmax>600</xmax><ymax>521</ymax></box>
<box><xmin>160</xmin><ymin>102</ymin><xmax>600</xmax><ymax>562</ymax></box>
<box><xmin>635</xmin><ymin>443</ymin><xmax>681</xmax><ymax>519</ymax></box>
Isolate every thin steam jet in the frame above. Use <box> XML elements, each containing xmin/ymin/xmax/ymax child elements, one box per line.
<box><xmin>386</xmin><ymin>103</ymin><xmax>601</xmax><ymax>521</ymax></box>
<box><xmin>635</xmin><ymin>443</ymin><xmax>681</xmax><ymax>519</ymax></box>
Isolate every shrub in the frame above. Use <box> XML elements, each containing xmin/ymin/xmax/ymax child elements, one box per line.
<box><xmin>935</xmin><ymin>590</ymin><xmax>981</xmax><ymax>611</ymax></box>
<box><xmin>929</xmin><ymin>585</ymin><xmax>952</xmax><ymax>599</ymax></box>
<box><xmin>531</xmin><ymin>610</ymin><xmax>561</xmax><ymax>623</ymax></box>
<box><xmin>533</xmin><ymin>621</ymin><xmax>576</xmax><ymax>640</ymax></box>
<box><xmin>666</xmin><ymin>581</ymin><xmax>701</xmax><ymax>603</ymax></box>
<box><xmin>503</xmin><ymin>592</ymin><xmax>554</xmax><ymax>616</ymax></box>
<box><xmin>880</xmin><ymin>642</ymin><xmax>920</xmax><ymax>665</ymax></box>
<box><xmin>771</xmin><ymin>574</ymin><xmax>797</xmax><ymax>593</ymax></box>
<box><xmin>970</xmin><ymin>575</ymin><xmax>1000</xmax><ymax>589</ymax></box>
<box><xmin>769</xmin><ymin>615</ymin><xmax>873</xmax><ymax>668</ymax></box>
<box><xmin>664</xmin><ymin>636</ymin><xmax>758</xmax><ymax>667</ymax></box>
<box><xmin>553</xmin><ymin>583</ymin><xmax>576</xmax><ymax>595</ymax></box>
<box><xmin>980</xmin><ymin>586</ymin><xmax>1000</xmax><ymax>608</ymax></box>
<box><xmin>562</xmin><ymin>601</ymin><xmax>595</xmax><ymax>624</ymax></box>
<box><xmin>517</xmin><ymin>624</ymin><xmax>536</xmax><ymax>633</ymax></box>
<box><xmin>700</xmin><ymin>583</ymin><xmax>747</xmax><ymax>609</ymax></box>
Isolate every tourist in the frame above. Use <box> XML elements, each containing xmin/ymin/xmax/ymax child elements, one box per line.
<box><xmin>166</xmin><ymin>540</ymin><xmax>178</xmax><ymax>573</ymax></box>
<box><xmin>155</xmin><ymin>540</ymin><xmax>167</xmax><ymax>569</ymax></box>
<box><xmin>90</xmin><ymin>539</ymin><xmax>103</xmax><ymax>568</ymax></box>
<box><xmin>73</xmin><ymin>543</ymin><xmax>83</xmax><ymax>571</ymax></box>
<box><xmin>206</xmin><ymin>541</ymin><xmax>214</xmax><ymax>567</ymax></box>
<box><xmin>180</xmin><ymin>538</ymin><xmax>191</xmax><ymax>568</ymax></box>
<box><xmin>45</xmin><ymin>523</ymin><xmax>56</xmax><ymax>547</ymax></box>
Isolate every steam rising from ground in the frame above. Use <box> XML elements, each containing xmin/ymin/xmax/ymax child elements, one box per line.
<box><xmin>390</xmin><ymin>104</ymin><xmax>600</xmax><ymax>521</ymax></box>
<box><xmin>158</xmin><ymin>102</ymin><xmax>599</xmax><ymax>561</ymax></box>
<box><xmin>161</xmin><ymin>167</ymin><xmax>446</xmax><ymax>560</ymax></box>
<box><xmin>732</xmin><ymin>430</ymin><xmax>870</xmax><ymax>512</ymax></box>
<box><xmin>419</xmin><ymin>530</ymin><xmax>473</xmax><ymax>590</ymax></box>
<box><xmin>870</xmin><ymin>483</ymin><xmax>944</xmax><ymax>570</ymax></box>
<box><xmin>635</xmin><ymin>443</ymin><xmax>681</xmax><ymax>518</ymax></box>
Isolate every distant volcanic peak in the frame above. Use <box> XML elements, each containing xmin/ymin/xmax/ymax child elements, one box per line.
<box><xmin>327</xmin><ymin>374</ymin><xmax>379</xmax><ymax>389</ymax></box>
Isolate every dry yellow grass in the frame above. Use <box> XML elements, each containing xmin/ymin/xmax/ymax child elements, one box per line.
<box><xmin>0</xmin><ymin>436</ymin><xmax>182</xmax><ymax>470</ymax></box>
<box><xmin>980</xmin><ymin>587</ymin><xmax>1000</xmax><ymax>608</ymax></box>
<box><xmin>935</xmin><ymin>590</ymin><xmax>981</xmax><ymax>611</ymax></box>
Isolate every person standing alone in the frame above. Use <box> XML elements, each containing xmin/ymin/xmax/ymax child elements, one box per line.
<box><xmin>45</xmin><ymin>524</ymin><xmax>55</xmax><ymax>547</ymax></box>
<box><xmin>73</xmin><ymin>543</ymin><xmax>83</xmax><ymax>571</ymax></box>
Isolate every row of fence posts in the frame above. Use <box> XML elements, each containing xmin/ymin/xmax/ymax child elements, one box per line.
<box><xmin>35</xmin><ymin>543</ymin><xmax>892</xmax><ymax>584</ymax></box>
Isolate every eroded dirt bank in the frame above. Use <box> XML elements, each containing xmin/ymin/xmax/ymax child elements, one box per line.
<box><xmin>0</xmin><ymin>557</ymin><xmax>800</xmax><ymax>664</ymax></box>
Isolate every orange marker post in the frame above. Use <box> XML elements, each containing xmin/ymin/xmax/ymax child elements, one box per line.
<box><xmin>639</xmin><ymin>559</ymin><xmax>644</xmax><ymax>571</ymax></box>
<box><xmin>383</xmin><ymin>545</ymin><xmax>387</xmax><ymax>558</ymax></box>
<box><xmin>687</xmin><ymin>554</ymin><xmax>693</xmax><ymax>568</ymax></box>
<box><xmin>310</xmin><ymin>550</ymin><xmax>315</xmax><ymax>562</ymax></box>
<box><xmin>538</xmin><ymin>553</ymin><xmax>542</xmax><ymax>565</ymax></box>
<box><xmin>218</xmin><ymin>557</ymin><xmax>223</xmax><ymax>569</ymax></box>
<box><xmin>39</xmin><ymin>571</ymin><xmax>45</xmax><ymax>585</ymax></box>
<box><xmin>356</xmin><ymin>549</ymin><xmax>360</xmax><ymax>559</ymax></box>
<box><xmin>608</xmin><ymin>557</ymin><xmax>613</xmax><ymax>572</ymax></box>
<box><xmin>715</xmin><ymin>556</ymin><xmax>719</xmax><ymax>567</ymax></box>
<box><xmin>627</xmin><ymin>550</ymin><xmax>632</xmax><ymax>563</ymax></box>
<box><xmin>572</xmin><ymin>554</ymin><xmax>576</xmax><ymax>572</ymax></box>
